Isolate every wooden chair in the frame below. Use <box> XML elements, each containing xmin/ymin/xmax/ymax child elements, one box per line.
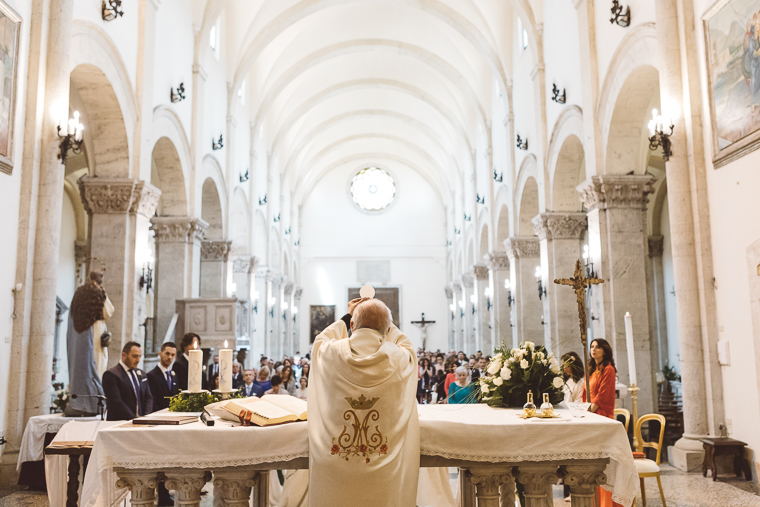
<box><xmin>634</xmin><ymin>414</ymin><xmax>667</xmax><ymax>507</ymax></box>
<box><xmin>614</xmin><ymin>408</ymin><xmax>631</xmax><ymax>433</ymax></box>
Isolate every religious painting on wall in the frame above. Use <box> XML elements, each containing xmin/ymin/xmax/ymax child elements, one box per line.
<box><xmin>310</xmin><ymin>305</ymin><xmax>335</xmax><ymax>343</ymax></box>
<box><xmin>347</xmin><ymin>287</ymin><xmax>400</xmax><ymax>328</ymax></box>
<box><xmin>0</xmin><ymin>3</ymin><xmax>19</xmax><ymax>175</ymax></box>
<box><xmin>704</xmin><ymin>0</ymin><xmax>760</xmax><ymax>168</ymax></box>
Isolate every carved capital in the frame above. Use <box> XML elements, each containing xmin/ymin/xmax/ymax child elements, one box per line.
<box><xmin>561</xmin><ymin>463</ymin><xmax>607</xmax><ymax>500</ymax></box>
<box><xmin>648</xmin><ymin>235</ymin><xmax>664</xmax><ymax>258</ymax></box>
<box><xmin>533</xmin><ymin>212</ymin><xmax>587</xmax><ymax>240</ymax></box>
<box><xmin>473</xmin><ymin>264</ymin><xmax>490</xmax><ymax>280</ymax></box>
<box><xmin>461</xmin><ymin>274</ymin><xmax>475</xmax><ymax>288</ymax></box>
<box><xmin>504</xmin><ymin>237</ymin><xmax>540</xmax><ymax>259</ymax></box>
<box><xmin>164</xmin><ymin>471</ymin><xmax>212</xmax><ymax>504</ymax></box>
<box><xmin>283</xmin><ymin>282</ymin><xmax>294</xmax><ymax>295</ymax></box>
<box><xmin>233</xmin><ymin>256</ymin><xmax>257</xmax><ymax>274</ymax></box>
<box><xmin>515</xmin><ymin>464</ymin><xmax>559</xmax><ymax>500</ymax></box>
<box><xmin>451</xmin><ymin>281</ymin><xmax>462</xmax><ymax>292</ymax></box>
<box><xmin>151</xmin><ymin>216</ymin><xmax>207</xmax><ymax>244</ymax></box>
<box><xmin>577</xmin><ymin>175</ymin><xmax>655</xmax><ymax>211</ymax></box>
<box><xmin>487</xmin><ymin>252</ymin><xmax>510</xmax><ymax>270</ymax></box>
<box><xmin>114</xmin><ymin>470</ymin><xmax>160</xmax><ymax>507</ymax></box>
<box><xmin>131</xmin><ymin>181</ymin><xmax>162</xmax><ymax>217</ymax></box>
<box><xmin>201</xmin><ymin>240</ymin><xmax>232</xmax><ymax>261</ymax></box>
<box><xmin>79</xmin><ymin>178</ymin><xmax>137</xmax><ymax>215</ymax></box>
<box><xmin>213</xmin><ymin>471</ymin><xmax>259</xmax><ymax>506</ymax></box>
<box><xmin>444</xmin><ymin>286</ymin><xmax>454</xmax><ymax>298</ymax></box>
<box><xmin>294</xmin><ymin>287</ymin><xmax>303</xmax><ymax>299</ymax></box>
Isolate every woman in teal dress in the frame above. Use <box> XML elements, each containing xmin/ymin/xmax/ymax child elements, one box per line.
<box><xmin>448</xmin><ymin>366</ymin><xmax>475</xmax><ymax>404</ymax></box>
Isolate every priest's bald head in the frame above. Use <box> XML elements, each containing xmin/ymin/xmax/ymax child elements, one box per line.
<box><xmin>350</xmin><ymin>298</ymin><xmax>392</xmax><ymax>335</ymax></box>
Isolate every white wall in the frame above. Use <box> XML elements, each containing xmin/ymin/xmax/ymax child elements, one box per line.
<box><xmin>54</xmin><ymin>193</ymin><xmax>79</xmax><ymax>387</ymax></box>
<box><xmin>299</xmin><ymin>162</ymin><xmax>448</xmax><ymax>351</ymax></box>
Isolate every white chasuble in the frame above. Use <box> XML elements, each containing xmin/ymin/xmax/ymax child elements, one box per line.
<box><xmin>308</xmin><ymin>320</ymin><xmax>419</xmax><ymax>507</ymax></box>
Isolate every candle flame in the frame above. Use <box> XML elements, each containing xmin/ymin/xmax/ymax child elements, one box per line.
<box><xmin>224</xmin><ymin>340</ymin><xmax>228</xmax><ymax>348</ymax></box>
<box><xmin>193</xmin><ymin>341</ymin><xmax>198</xmax><ymax>350</ymax></box>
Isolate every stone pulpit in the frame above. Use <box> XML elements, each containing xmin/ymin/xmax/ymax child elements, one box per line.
<box><xmin>175</xmin><ymin>298</ymin><xmax>251</xmax><ymax>350</ymax></box>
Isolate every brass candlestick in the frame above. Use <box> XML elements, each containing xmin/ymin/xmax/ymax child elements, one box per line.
<box><xmin>629</xmin><ymin>384</ymin><xmax>640</xmax><ymax>450</ymax></box>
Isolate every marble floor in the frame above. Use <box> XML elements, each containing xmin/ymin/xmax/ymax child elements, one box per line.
<box><xmin>1</xmin><ymin>465</ymin><xmax>758</xmax><ymax>507</ymax></box>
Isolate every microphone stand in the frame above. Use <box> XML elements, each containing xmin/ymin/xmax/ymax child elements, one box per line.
<box><xmin>71</xmin><ymin>394</ymin><xmax>107</xmax><ymax>420</ymax></box>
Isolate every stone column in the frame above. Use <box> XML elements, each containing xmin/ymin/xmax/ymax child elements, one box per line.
<box><xmin>200</xmin><ymin>240</ymin><xmax>231</xmax><ymax>298</ymax></box>
<box><xmin>647</xmin><ymin>236</ymin><xmax>669</xmax><ymax>372</ymax></box>
<box><xmin>252</xmin><ymin>267</ymin><xmax>268</xmax><ymax>358</ymax></box>
<box><xmin>79</xmin><ymin>178</ymin><xmax>161</xmax><ymax>365</ymax></box>
<box><xmin>150</xmin><ymin>217</ymin><xmax>207</xmax><ymax>346</ymax></box>
<box><xmin>293</xmin><ymin>287</ymin><xmax>303</xmax><ymax>353</ymax></box>
<box><xmin>267</xmin><ymin>274</ymin><xmax>283</xmax><ymax>360</ymax></box>
<box><xmin>533</xmin><ymin>212</ymin><xmax>587</xmax><ymax>356</ymax></box>
<box><xmin>114</xmin><ymin>469</ymin><xmax>160</xmax><ymax>507</ymax></box>
<box><xmin>452</xmin><ymin>281</ymin><xmax>464</xmax><ymax>352</ymax></box>
<box><xmin>444</xmin><ymin>285</ymin><xmax>455</xmax><ymax>351</ymax></box>
<box><xmin>515</xmin><ymin>464</ymin><xmax>558</xmax><ymax>507</ymax></box>
<box><xmin>466</xmin><ymin>467</ymin><xmax>514</xmax><ymax>507</ymax></box>
<box><xmin>487</xmin><ymin>252</ymin><xmax>511</xmax><ymax>349</ymax></box>
<box><xmin>282</xmin><ymin>282</ymin><xmax>294</xmax><ymax>356</ymax></box>
<box><xmin>562</xmin><ymin>462</ymin><xmax>608</xmax><ymax>507</ymax></box>
<box><xmin>505</xmin><ymin>237</ymin><xmax>543</xmax><ymax>348</ymax></box>
<box><xmin>213</xmin><ymin>469</ymin><xmax>259</xmax><ymax>506</ymax></box>
<box><xmin>577</xmin><ymin>175</ymin><xmax>656</xmax><ymax>415</ymax></box>
<box><xmin>164</xmin><ymin>471</ymin><xmax>212</xmax><ymax>507</ymax></box>
<box><xmin>461</xmin><ymin>274</ymin><xmax>476</xmax><ymax>353</ymax></box>
<box><xmin>473</xmin><ymin>265</ymin><xmax>492</xmax><ymax>355</ymax></box>
<box><xmin>232</xmin><ymin>256</ymin><xmax>257</xmax><ymax>303</ymax></box>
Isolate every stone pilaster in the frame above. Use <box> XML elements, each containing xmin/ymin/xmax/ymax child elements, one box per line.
<box><xmin>473</xmin><ymin>264</ymin><xmax>492</xmax><ymax>355</ymax></box>
<box><xmin>252</xmin><ymin>267</ymin><xmax>269</xmax><ymax>358</ymax></box>
<box><xmin>150</xmin><ymin>217</ymin><xmax>208</xmax><ymax>348</ymax></box>
<box><xmin>461</xmin><ymin>274</ymin><xmax>476</xmax><ymax>353</ymax></box>
<box><xmin>267</xmin><ymin>273</ymin><xmax>283</xmax><ymax>360</ymax></box>
<box><xmin>533</xmin><ymin>212</ymin><xmax>587</xmax><ymax>356</ymax></box>
<box><xmin>213</xmin><ymin>470</ymin><xmax>259</xmax><ymax>507</ymax></box>
<box><xmin>231</xmin><ymin>255</ymin><xmax>257</xmax><ymax>305</ymax></box>
<box><xmin>487</xmin><ymin>252</ymin><xmax>511</xmax><ymax>349</ymax></box>
<box><xmin>444</xmin><ymin>285</ymin><xmax>455</xmax><ymax>351</ymax></box>
<box><xmin>80</xmin><ymin>177</ymin><xmax>161</xmax><ymax>366</ymax></box>
<box><xmin>561</xmin><ymin>463</ymin><xmax>608</xmax><ymax>507</ymax></box>
<box><xmin>578</xmin><ymin>174</ymin><xmax>655</xmax><ymax>415</ymax></box>
<box><xmin>451</xmin><ymin>281</ymin><xmax>464</xmax><ymax>352</ymax></box>
<box><xmin>200</xmin><ymin>240</ymin><xmax>232</xmax><ymax>298</ymax></box>
<box><xmin>647</xmin><ymin>236</ymin><xmax>669</xmax><ymax>374</ymax></box>
<box><xmin>515</xmin><ymin>464</ymin><xmax>558</xmax><ymax>507</ymax></box>
<box><xmin>505</xmin><ymin>237</ymin><xmax>542</xmax><ymax>349</ymax></box>
<box><xmin>283</xmin><ymin>282</ymin><xmax>294</xmax><ymax>356</ymax></box>
<box><xmin>293</xmin><ymin>287</ymin><xmax>303</xmax><ymax>354</ymax></box>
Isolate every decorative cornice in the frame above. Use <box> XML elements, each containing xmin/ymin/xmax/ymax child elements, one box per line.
<box><xmin>487</xmin><ymin>252</ymin><xmax>510</xmax><ymax>270</ymax></box>
<box><xmin>201</xmin><ymin>240</ymin><xmax>232</xmax><ymax>261</ymax></box>
<box><xmin>577</xmin><ymin>175</ymin><xmax>655</xmax><ymax>211</ymax></box>
<box><xmin>473</xmin><ymin>264</ymin><xmax>490</xmax><ymax>280</ymax></box>
<box><xmin>151</xmin><ymin>217</ymin><xmax>208</xmax><ymax>244</ymax></box>
<box><xmin>532</xmin><ymin>212</ymin><xmax>587</xmax><ymax>240</ymax></box>
<box><xmin>504</xmin><ymin>237</ymin><xmax>540</xmax><ymax>259</ymax></box>
<box><xmin>648</xmin><ymin>235</ymin><xmax>664</xmax><ymax>258</ymax></box>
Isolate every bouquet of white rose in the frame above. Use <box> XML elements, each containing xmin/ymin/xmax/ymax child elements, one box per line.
<box><xmin>477</xmin><ymin>341</ymin><xmax>565</xmax><ymax>408</ymax></box>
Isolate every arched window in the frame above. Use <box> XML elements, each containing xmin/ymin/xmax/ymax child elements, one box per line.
<box><xmin>350</xmin><ymin>167</ymin><xmax>396</xmax><ymax>211</ymax></box>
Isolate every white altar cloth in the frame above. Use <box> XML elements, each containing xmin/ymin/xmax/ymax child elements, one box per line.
<box><xmin>81</xmin><ymin>405</ymin><xmax>638</xmax><ymax>507</ymax></box>
<box><xmin>17</xmin><ymin>413</ymin><xmax>99</xmax><ymax>469</ymax></box>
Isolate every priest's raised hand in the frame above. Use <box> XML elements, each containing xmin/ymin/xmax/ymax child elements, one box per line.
<box><xmin>308</xmin><ymin>298</ymin><xmax>419</xmax><ymax>507</ymax></box>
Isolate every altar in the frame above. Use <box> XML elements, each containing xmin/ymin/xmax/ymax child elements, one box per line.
<box><xmin>81</xmin><ymin>404</ymin><xmax>637</xmax><ymax>507</ymax></box>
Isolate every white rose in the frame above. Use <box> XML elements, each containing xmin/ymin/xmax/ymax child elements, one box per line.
<box><xmin>520</xmin><ymin>359</ymin><xmax>529</xmax><ymax>369</ymax></box>
<box><xmin>62</xmin><ymin>395</ymin><xmax>68</xmax><ymax>401</ymax></box>
<box><xmin>549</xmin><ymin>355</ymin><xmax>560</xmax><ymax>374</ymax></box>
<box><xmin>494</xmin><ymin>352</ymin><xmax>503</xmax><ymax>360</ymax></box>
<box><xmin>487</xmin><ymin>360</ymin><xmax>502</xmax><ymax>375</ymax></box>
<box><xmin>507</xmin><ymin>357</ymin><xmax>515</xmax><ymax>365</ymax></box>
<box><xmin>536</xmin><ymin>351</ymin><xmax>544</xmax><ymax>360</ymax></box>
<box><xmin>500</xmin><ymin>367</ymin><xmax>511</xmax><ymax>380</ymax></box>
<box><xmin>493</xmin><ymin>377</ymin><xmax>504</xmax><ymax>386</ymax></box>
<box><xmin>553</xmin><ymin>377</ymin><xmax>564</xmax><ymax>389</ymax></box>
<box><xmin>542</xmin><ymin>359</ymin><xmax>548</xmax><ymax>365</ymax></box>
<box><xmin>525</xmin><ymin>341</ymin><xmax>535</xmax><ymax>350</ymax></box>
<box><xmin>480</xmin><ymin>383</ymin><xmax>490</xmax><ymax>393</ymax></box>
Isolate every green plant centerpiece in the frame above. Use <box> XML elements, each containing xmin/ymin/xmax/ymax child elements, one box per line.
<box><xmin>477</xmin><ymin>341</ymin><xmax>565</xmax><ymax>407</ymax></box>
<box><xmin>52</xmin><ymin>383</ymin><xmax>70</xmax><ymax>413</ymax></box>
<box><xmin>168</xmin><ymin>390</ymin><xmax>243</xmax><ymax>412</ymax></box>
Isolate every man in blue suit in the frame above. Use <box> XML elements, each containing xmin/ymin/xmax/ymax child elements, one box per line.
<box><xmin>147</xmin><ymin>342</ymin><xmax>179</xmax><ymax>411</ymax></box>
<box><xmin>240</xmin><ymin>369</ymin><xmax>263</xmax><ymax>397</ymax></box>
<box><xmin>102</xmin><ymin>341</ymin><xmax>153</xmax><ymax>421</ymax></box>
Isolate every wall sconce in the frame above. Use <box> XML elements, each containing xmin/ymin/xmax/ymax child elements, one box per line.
<box><xmin>610</xmin><ymin>0</ymin><xmax>631</xmax><ymax>27</ymax></box>
<box><xmin>293</xmin><ymin>306</ymin><xmax>298</xmax><ymax>322</ymax></box>
<box><xmin>273</xmin><ymin>214</ymin><xmax>281</xmax><ymax>223</ymax></box>
<box><xmin>446</xmin><ymin>240</ymin><xmax>452</xmax><ymax>247</ymax></box>
<box><xmin>504</xmin><ymin>278</ymin><xmax>513</xmax><ymax>308</ymax></box>
<box><xmin>484</xmin><ymin>286</ymin><xmax>493</xmax><ymax>311</ymax></box>
<box><xmin>139</xmin><ymin>253</ymin><xmax>154</xmax><ymax>292</ymax></box>
<box><xmin>493</xmin><ymin>169</ymin><xmax>503</xmax><ymax>183</ymax></box>
<box><xmin>251</xmin><ymin>290</ymin><xmax>259</xmax><ymax>314</ymax></box>
<box><xmin>212</xmin><ymin>135</ymin><xmax>224</xmax><ymax>150</ymax></box>
<box><xmin>102</xmin><ymin>0</ymin><xmax>124</xmax><ymax>21</ymax></box>
<box><xmin>285</xmin><ymin>227</ymin><xmax>291</xmax><ymax>235</ymax></box>
<box><xmin>647</xmin><ymin>109</ymin><xmax>674</xmax><ymax>161</ymax></box>
<box><xmin>551</xmin><ymin>84</ymin><xmax>566</xmax><ymax>104</ymax></box>
<box><xmin>516</xmin><ymin>135</ymin><xmax>528</xmax><ymax>151</ymax></box>
<box><xmin>541</xmin><ymin>315</ymin><xmax>547</xmax><ymax>326</ymax></box>
<box><xmin>470</xmin><ymin>294</ymin><xmax>477</xmax><ymax>315</ymax></box>
<box><xmin>239</xmin><ymin>168</ymin><xmax>249</xmax><ymax>183</ymax></box>
<box><xmin>170</xmin><ymin>83</ymin><xmax>185</xmax><ymax>103</ymax></box>
<box><xmin>258</xmin><ymin>194</ymin><xmax>267</xmax><ymax>205</ymax></box>
<box><xmin>229</xmin><ymin>282</ymin><xmax>238</xmax><ymax>298</ymax></box>
<box><xmin>476</xmin><ymin>194</ymin><xmax>485</xmax><ymax>205</ymax></box>
<box><xmin>449</xmin><ymin>303</ymin><xmax>455</xmax><ymax>320</ymax></box>
<box><xmin>463</xmin><ymin>213</ymin><xmax>471</xmax><ymax>222</ymax></box>
<box><xmin>282</xmin><ymin>302</ymin><xmax>289</xmax><ymax>320</ymax></box>
<box><xmin>454</xmin><ymin>228</ymin><xmax>461</xmax><ymax>235</ymax></box>
<box><xmin>268</xmin><ymin>296</ymin><xmax>276</xmax><ymax>318</ymax></box>
<box><xmin>582</xmin><ymin>245</ymin><xmax>596</xmax><ymax>279</ymax></box>
<box><xmin>535</xmin><ymin>266</ymin><xmax>546</xmax><ymax>300</ymax></box>
<box><xmin>295</xmin><ymin>239</ymin><xmax>300</xmax><ymax>246</ymax></box>
<box><xmin>57</xmin><ymin>111</ymin><xmax>84</xmax><ymax>164</ymax></box>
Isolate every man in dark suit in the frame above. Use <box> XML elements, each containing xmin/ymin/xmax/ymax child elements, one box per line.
<box><xmin>174</xmin><ymin>332</ymin><xmax>202</xmax><ymax>391</ymax></box>
<box><xmin>147</xmin><ymin>342</ymin><xmax>179</xmax><ymax>411</ymax></box>
<box><xmin>239</xmin><ymin>369</ymin><xmax>263</xmax><ymax>397</ymax></box>
<box><xmin>102</xmin><ymin>341</ymin><xmax>153</xmax><ymax>421</ymax></box>
<box><xmin>231</xmin><ymin>362</ymin><xmax>245</xmax><ymax>389</ymax></box>
<box><xmin>207</xmin><ymin>354</ymin><xmax>219</xmax><ymax>386</ymax></box>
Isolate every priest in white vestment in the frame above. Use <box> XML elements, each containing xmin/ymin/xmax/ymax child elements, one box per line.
<box><xmin>308</xmin><ymin>298</ymin><xmax>419</xmax><ymax>507</ymax></box>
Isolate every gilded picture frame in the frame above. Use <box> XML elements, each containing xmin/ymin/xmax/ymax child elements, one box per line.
<box><xmin>0</xmin><ymin>1</ymin><xmax>19</xmax><ymax>175</ymax></box>
<box><xmin>704</xmin><ymin>0</ymin><xmax>760</xmax><ymax>168</ymax></box>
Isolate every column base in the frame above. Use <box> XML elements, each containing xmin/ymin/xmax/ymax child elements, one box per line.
<box><xmin>668</xmin><ymin>436</ymin><xmax>706</xmax><ymax>472</ymax></box>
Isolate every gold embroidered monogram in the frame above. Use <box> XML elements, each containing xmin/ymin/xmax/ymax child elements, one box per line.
<box><xmin>331</xmin><ymin>395</ymin><xmax>389</xmax><ymax>463</ymax></box>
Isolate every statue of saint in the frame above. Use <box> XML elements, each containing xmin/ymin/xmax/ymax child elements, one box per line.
<box><xmin>64</xmin><ymin>270</ymin><xmax>113</xmax><ymax>416</ymax></box>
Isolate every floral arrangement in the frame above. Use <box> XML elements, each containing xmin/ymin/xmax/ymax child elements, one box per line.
<box><xmin>52</xmin><ymin>382</ymin><xmax>70</xmax><ymax>413</ymax></box>
<box><xmin>477</xmin><ymin>341</ymin><xmax>565</xmax><ymax>408</ymax></box>
<box><xmin>168</xmin><ymin>389</ymin><xmax>243</xmax><ymax>412</ymax></box>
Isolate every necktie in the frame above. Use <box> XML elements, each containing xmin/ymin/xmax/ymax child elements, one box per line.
<box><xmin>165</xmin><ymin>371</ymin><xmax>172</xmax><ymax>391</ymax></box>
<box><xmin>129</xmin><ymin>369</ymin><xmax>144</xmax><ymax>416</ymax></box>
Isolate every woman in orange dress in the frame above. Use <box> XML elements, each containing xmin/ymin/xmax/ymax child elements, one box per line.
<box><xmin>582</xmin><ymin>338</ymin><xmax>619</xmax><ymax>507</ymax></box>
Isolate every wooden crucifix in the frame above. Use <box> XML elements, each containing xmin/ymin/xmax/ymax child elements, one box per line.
<box><xmin>554</xmin><ymin>259</ymin><xmax>604</xmax><ymax>400</ymax></box>
<box><xmin>411</xmin><ymin>313</ymin><xmax>436</xmax><ymax>351</ymax></box>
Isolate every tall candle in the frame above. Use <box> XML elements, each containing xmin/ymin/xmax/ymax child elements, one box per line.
<box><xmin>624</xmin><ymin>312</ymin><xmax>637</xmax><ymax>386</ymax></box>
<box><xmin>188</xmin><ymin>342</ymin><xmax>203</xmax><ymax>392</ymax></box>
<box><xmin>219</xmin><ymin>340</ymin><xmax>233</xmax><ymax>392</ymax></box>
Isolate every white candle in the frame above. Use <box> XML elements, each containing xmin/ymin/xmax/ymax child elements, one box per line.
<box><xmin>188</xmin><ymin>343</ymin><xmax>203</xmax><ymax>392</ymax></box>
<box><xmin>624</xmin><ymin>312</ymin><xmax>637</xmax><ymax>386</ymax></box>
<box><xmin>219</xmin><ymin>340</ymin><xmax>232</xmax><ymax>392</ymax></box>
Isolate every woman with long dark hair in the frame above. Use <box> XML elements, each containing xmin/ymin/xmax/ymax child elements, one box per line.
<box><xmin>417</xmin><ymin>358</ymin><xmax>435</xmax><ymax>402</ymax></box>
<box><xmin>561</xmin><ymin>351</ymin><xmax>585</xmax><ymax>403</ymax></box>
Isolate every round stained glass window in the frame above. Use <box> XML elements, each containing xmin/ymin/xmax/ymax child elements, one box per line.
<box><xmin>350</xmin><ymin>167</ymin><xmax>396</xmax><ymax>211</ymax></box>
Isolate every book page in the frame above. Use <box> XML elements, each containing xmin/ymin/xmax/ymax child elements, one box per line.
<box><xmin>261</xmin><ymin>395</ymin><xmax>308</xmax><ymax>419</ymax></box>
<box><xmin>223</xmin><ymin>398</ymin><xmax>295</xmax><ymax>425</ymax></box>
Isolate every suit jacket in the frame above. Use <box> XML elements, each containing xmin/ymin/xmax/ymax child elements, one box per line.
<box><xmin>231</xmin><ymin>372</ymin><xmax>245</xmax><ymax>389</ymax></box>
<box><xmin>147</xmin><ymin>366</ymin><xmax>179</xmax><ymax>411</ymax></box>
<box><xmin>207</xmin><ymin>362</ymin><xmax>220</xmax><ymax>385</ymax></box>
<box><xmin>471</xmin><ymin>368</ymin><xmax>481</xmax><ymax>382</ymax></box>
<box><xmin>174</xmin><ymin>354</ymin><xmax>189</xmax><ymax>391</ymax></box>
<box><xmin>102</xmin><ymin>364</ymin><xmax>153</xmax><ymax>421</ymax></box>
<box><xmin>239</xmin><ymin>382</ymin><xmax>263</xmax><ymax>398</ymax></box>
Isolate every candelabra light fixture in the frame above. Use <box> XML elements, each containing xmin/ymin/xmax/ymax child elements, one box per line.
<box><xmin>610</xmin><ymin>0</ymin><xmax>630</xmax><ymax>27</ymax></box>
<box><xmin>504</xmin><ymin>278</ymin><xmax>514</xmax><ymax>307</ymax></box>
<box><xmin>273</xmin><ymin>214</ymin><xmax>281</xmax><ymax>223</ymax></box>
<box><xmin>454</xmin><ymin>228</ymin><xmax>461</xmax><ymax>235</ymax></box>
<box><xmin>139</xmin><ymin>253</ymin><xmax>154</xmax><ymax>292</ymax></box>
<box><xmin>229</xmin><ymin>282</ymin><xmax>237</xmax><ymax>298</ymax></box>
<box><xmin>446</xmin><ymin>240</ymin><xmax>452</xmax><ymax>247</ymax></box>
<box><xmin>463</xmin><ymin>213</ymin><xmax>471</xmax><ymax>222</ymax></box>
<box><xmin>470</xmin><ymin>293</ymin><xmax>477</xmax><ymax>315</ymax></box>
<box><xmin>516</xmin><ymin>135</ymin><xmax>528</xmax><ymax>151</ymax></box>
<box><xmin>239</xmin><ymin>168</ymin><xmax>249</xmax><ymax>183</ymax></box>
<box><xmin>493</xmin><ymin>169</ymin><xmax>503</xmax><ymax>183</ymax></box>
<box><xmin>102</xmin><ymin>0</ymin><xmax>124</xmax><ymax>21</ymax></box>
<box><xmin>484</xmin><ymin>286</ymin><xmax>493</xmax><ymax>311</ymax></box>
<box><xmin>212</xmin><ymin>135</ymin><xmax>224</xmax><ymax>150</ymax></box>
<box><xmin>258</xmin><ymin>194</ymin><xmax>267</xmax><ymax>206</ymax></box>
<box><xmin>295</xmin><ymin>239</ymin><xmax>300</xmax><ymax>246</ymax></box>
<box><xmin>535</xmin><ymin>266</ymin><xmax>547</xmax><ymax>300</ymax></box>
<box><xmin>282</xmin><ymin>302</ymin><xmax>289</xmax><ymax>321</ymax></box>
<box><xmin>647</xmin><ymin>108</ymin><xmax>674</xmax><ymax>161</ymax></box>
<box><xmin>551</xmin><ymin>84</ymin><xmax>566</xmax><ymax>104</ymax></box>
<box><xmin>293</xmin><ymin>306</ymin><xmax>298</xmax><ymax>322</ymax></box>
<box><xmin>251</xmin><ymin>290</ymin><xmax>259</xmax><ymax>314</ymax></box>
<box><xmin>582</xmin><ymin>245</ymin><xmax>597</xmax><ymax>279</ymax></box>
<box><xmin>476</xmin><ymin>194</ymin><xmax>485</xmax><ymax>205</ymax></box>
<box><xmin>170</xmin><ymin>83</ymin><xmax>185</xmax><ymax>103</ymax></box>
<box><xmin>57</xmin><ymin>111</ymin><xmax>84</xmax><ymax>164</ymax></box>
<box><xmin>268</xmin><ymin>296</ymin><xmax>276</xmax><ymax>318</ymax></box>
<box><xmin>285</xmin><ymin>227</ymin><xmax>291</xmax><ymax>235</ymax></box>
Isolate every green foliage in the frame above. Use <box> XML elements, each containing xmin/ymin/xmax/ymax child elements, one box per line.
<box><xmin>168</xmin><ymin>390</ymin><xmax>243</xmax><ymax>412</ymax></box>
<box><xmin>662</xmin><ymin>365</ymin><xmax>681</xmax><ymax>382</ymax></box>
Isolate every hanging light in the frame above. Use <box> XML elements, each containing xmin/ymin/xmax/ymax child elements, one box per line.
<box><xmin>647</xmin><ymin>108</ymin><xmax>674</xmax><ymax>161</ymax></box>
<box><xmin>56</xmin><ymin>111</ymin><xmax>84</xmax><ymax>164</ymax></box>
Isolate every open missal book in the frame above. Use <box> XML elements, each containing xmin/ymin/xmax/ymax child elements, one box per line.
<box><xmin>220</xmin><ymin>395</ymin><xmax>307</xmax><ymax>427</ymax></box>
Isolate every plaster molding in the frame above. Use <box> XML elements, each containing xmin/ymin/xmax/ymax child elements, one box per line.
<box><xmin>532</xmin><ymin>212</ymin><xmax>587</xmax><ymax>240</ymax></box>
<box><xmin>504</xmin><ymin>237</ymin><xmax>540</xmax><ymax>259</ymax></box>
<box><xmin>473</xmin><ymin>264</ymin><xmax>490</xmax><ymax>280</ymax></box>
<box><xmin>201</xmin><ymin>240</ymin><xmax>232</xmax><ymax>262</ymax></box>
<box><xmin>577</xmin><ymin>175</ymin><xmax>655</xmax><ymax>211</ymax></box>
<box><xmin>487</xmin><ymin>252</ymin><xmax>510</xmax><ymax>270</ymax></box>
<box><xmin>648</xmin><ymin>235</ymin><xmax>664</xmax><ymax>258</ymax></box>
